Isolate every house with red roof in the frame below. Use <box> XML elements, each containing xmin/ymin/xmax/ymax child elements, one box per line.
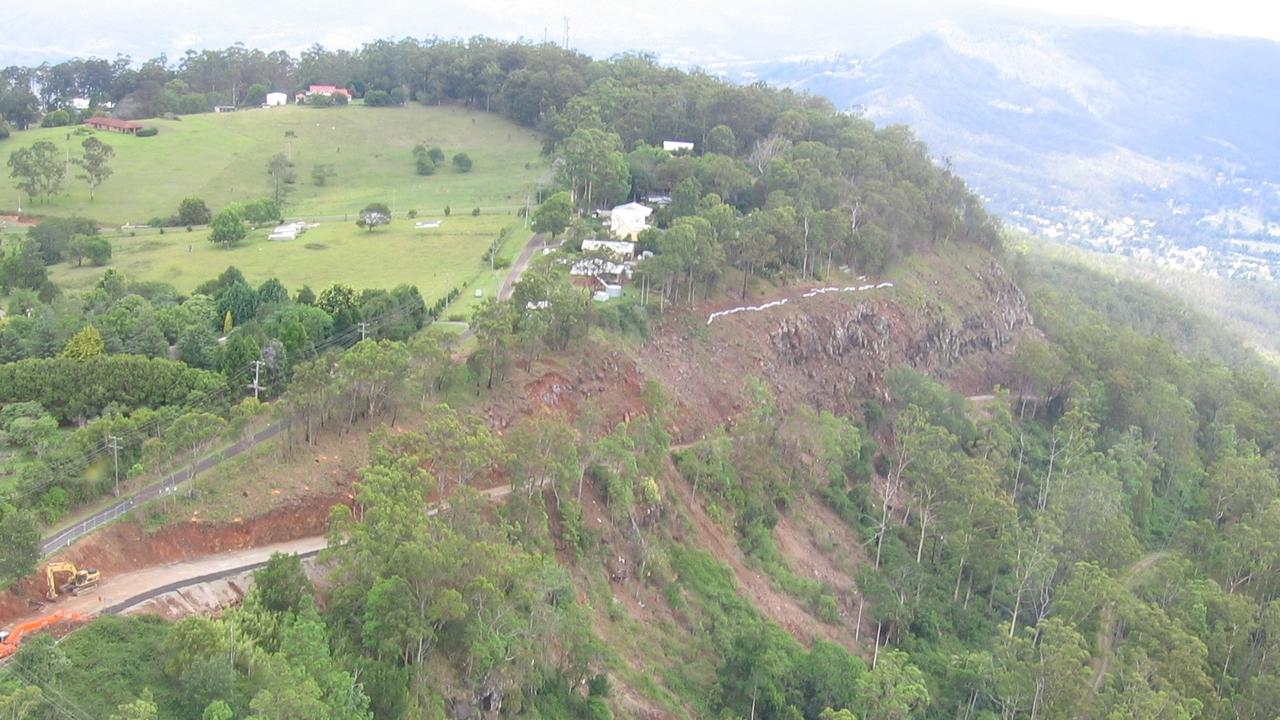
<box><xmin>296</xmin><ymin>85</ymin><xmax>352</xmax><ymax>102</ymax></box>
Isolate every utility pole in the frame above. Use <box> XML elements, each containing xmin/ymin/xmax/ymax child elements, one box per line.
<box><xmin>525</xmin><ymin>193</ymin><xmax>531</xmax><ymax>228</ymax></box>
<box><xmin>106</xmin><ymin>434</ymin><xmax>122</xmax><ymax>497</ymax></box>
<box><xmin>358</xmin><ymin>322</ymin><xmax>370</xmax><ymax>341</ymax></box>
<box><xmin>249</xmin><ymin>360</ymin><xmax>265</xmax><ymax>399</ymax></box>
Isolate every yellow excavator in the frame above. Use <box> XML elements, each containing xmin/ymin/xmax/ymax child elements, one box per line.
<box><xmin>45</xmin><ymin>562</ymin><xmax>100</xmax><ymax>601</ymax></box>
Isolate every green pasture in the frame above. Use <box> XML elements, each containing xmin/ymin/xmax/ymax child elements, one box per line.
<box><xmin>1</xmin><ymin>103</ymin><xmax>546</xmax><ymax>225</ymax></box>
<box><xmin>48</xmin><ymin>214</ymin><xmax>525</xmax><ymax>300</ymax></box>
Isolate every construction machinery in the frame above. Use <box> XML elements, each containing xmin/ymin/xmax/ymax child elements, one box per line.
<box><xmin>44</xmin><ymin>562</ymin><xmax>100</xmax><ymax>601</ymax></box>
<box><xmin>0</xmin><ymin>609</ymin><xmax>88</xmax><ymax>660</ymax></box>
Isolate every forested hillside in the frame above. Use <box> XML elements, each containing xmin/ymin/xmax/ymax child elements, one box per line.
<box><xmin>2</xmin><ymin>35</ymin><xmax>1280</xmax><ymax>720</ymax></box>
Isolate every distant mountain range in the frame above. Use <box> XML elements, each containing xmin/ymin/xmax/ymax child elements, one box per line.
<box><xmin>712</xmin><ymin>23</ymin><xmax>1280</xmax><ymax>280</ymax></box>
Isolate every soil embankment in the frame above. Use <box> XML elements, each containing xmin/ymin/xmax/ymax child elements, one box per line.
<box><xmin>0</xmin><ymin>493</ymin><xmax>349</xmax><ymax>626</ymax></box>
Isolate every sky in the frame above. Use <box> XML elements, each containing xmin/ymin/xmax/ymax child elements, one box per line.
<box><xmin>3</xmin><ymin>0</ymin><xmax>1279</xmax><ymax>67</ymax></box>
<box><xmin>993</xmin><ymin>0</ymin><xmax>1280</xmax><ymax>41</ymax></box>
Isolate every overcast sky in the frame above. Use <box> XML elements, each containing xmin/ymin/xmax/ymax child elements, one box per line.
<box><xmin>4</xmin><ymin>0</ymin><xmax>1279</xmax><ymax>66</ymax></box>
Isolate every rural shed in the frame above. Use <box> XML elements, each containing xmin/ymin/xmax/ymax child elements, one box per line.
<box><xmin>265</xmin><ymin>92</ymin><xmax>288</xmax><ymax>106</ymax></box>
<box><xmin>84</xmin><ymin>117</ymin><xmax>141</xmax><ymax>134</ymax></box>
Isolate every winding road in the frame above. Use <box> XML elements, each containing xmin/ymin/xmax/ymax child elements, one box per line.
<box><xmin>12</xmin><ymin>480</ymin><xmax>527</xmax><ymax>634</ymax></box>
<box><xmin>39</xmin><ymin>230</ymin><xmax>546</xmax><ymax>558</ymax></box>
<box><xmin>1089</xmin><ymin>551</ymin><xmax>1170</xmax><ymax>694</ymax></box>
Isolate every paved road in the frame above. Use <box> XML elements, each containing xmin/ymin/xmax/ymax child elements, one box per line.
<box><xmin>16</xmin><ymin>480</ymin><xmax>526</xmax><ymax>631</ymax></box>
<box><xmin>41</xmin><ymin>421</ymin><xmax>290</xmax><ymax>556</ymax></box>
<box><xmin>41</xmin><ymin>229</ymin><xmax>546</xmax><ymax>558</ymax></box>
<box><xmin>455</xmin><ymin>231</ymin><xmax>546</xmax><ymax>344</ymax></box>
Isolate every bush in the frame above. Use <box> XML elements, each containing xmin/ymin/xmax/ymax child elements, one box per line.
<box><xmin>177</xmin><ymin>197</ymin><xmax>212</xmax><ymax>226</ymax></box>
<box><xmin>407</xmin><ymin>209</ymin><xmax>418</xmax><ymax>218</ymax></box>
<box><xmin>242</xmin><ymin>198</ymin><xmax>282</xmax><ymax>226</ymax></box>
<box><xmin>136</xmin><ymin>127</ymin><xmax>158</xmax><ymax>137</ymax></box>
<box><xmin>307</xmin><ymin>93</ymin><xmax>333</xmax><ymax>107</ymax></box>
<box><xmin>178</xmin><ymin>93</ymin><xmax>210</xmax><ymax>115</ymax></box>
<box><xmin>40</xmin><ymin>110</ymin><xmax>70</xmax><ymax>127</ymax></box>
<box><xmin>363</xmin><ymin>89</ymin><xmax>392</xmax><ymax>106</ymax></box>
<box><xmin>471</xmin><ymin>207</ymin><xmax>480</xmax><ymax>216</ymax></box>
<box><xmin>452</xmin><ymin>152</ymin><xmax>473</xmax><ymax>172</ymax></box>
<box><xmin>332</xmin><ymin>92</ymin><xmax>349</xmax><ymax>106</ymax></box>
<box><xmin>0</xmin><ymin>121</ymin><xmax>10</xmax><ymax>140</ymax></box>
<box><xmin>444</xmin><ymin>205</ymin><xmax>451</xmax><ymax>216</ymax></box>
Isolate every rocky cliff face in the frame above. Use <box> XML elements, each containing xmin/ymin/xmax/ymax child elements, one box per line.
<box><xmin>636</xmin><ymin>255</ymin><xmax>1032</xmax><ymax>430</ymax></box>
<box><xmin>496</xmin><ymin>252</ymin><xmax>1032</xmax><ymax>441</ymax></box>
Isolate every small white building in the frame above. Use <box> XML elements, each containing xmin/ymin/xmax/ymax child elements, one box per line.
<box><xmin>265</xmin><ymin>92</ymin><xmax>288</xmax><ymax>107</ymax></box>
<box><xmin>268</xmin><ymin>221</ymin><xmax>307</xmax><ymax>241</ymax></box>
<box><xmin>570</xmin><ymin>258</ymin><xmax>630</xmax><ymax>283</ymax></box>
<box><xmin>663</xmin><ymin>140</ymin><xmax>695</xmax><ymax>154</ymax></box>
<box><xmin>581</xmin><ymin>239</ymin><xmax>636</xmax><ymax>260</ymax></box>
<box><xmin>70</xmin><ymin>98</ymin><xmax>90</xmax><ymax>111</ymax></box>
<box><xmin>608</xmin><ymin>202</ymin><xmax>653</xmax><ymax>241</ymax></box>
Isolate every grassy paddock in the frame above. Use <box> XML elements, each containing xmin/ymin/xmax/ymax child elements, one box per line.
<box><xmin>1</xmin><ymin>103</ymin><xmax>546</xmax><ymax>225</ymax></box>
<box><xmin>48</xmin><ymin>213</ymin><xmax>521</xmax><ymax>297</ymax></box>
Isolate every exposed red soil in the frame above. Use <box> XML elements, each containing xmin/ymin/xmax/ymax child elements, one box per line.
<box><xmin>772</xmin><ymin>500</ymin><xmax>877</xmax><ymax>651</ymax></box>
<box><xmin>665</xmin><ymin>466</ymin><xmax>854</xmax><ymax>651</ymax></box>
<box><xmin>0</xmin><ymin>492</ymin><xmax>352</xmax><ymax>625</ymax></box>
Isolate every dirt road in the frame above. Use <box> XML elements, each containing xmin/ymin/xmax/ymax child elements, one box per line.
<box><xmin>35</xmin><ymin>537</ymin><xmax>327</xmax><ymax>620</ymax></box>
<box><xmin>1089</xmin><ymin>550</ymin><xmax>1170</xmax><ymax>693</ymax></box>
<box><xmin>7</xmin><ymin>480</ymin><xmax>525</xmax><ymax>634</ymax></box>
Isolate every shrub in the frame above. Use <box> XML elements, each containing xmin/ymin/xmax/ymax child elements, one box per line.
<box><xmin>428</xmin><ymin>147</ymin><xmax>445</xmax><ymax>165</ymax></box>
<box><xmin>363</xmin><ymin>89</ymin><xmax>391</xmax><ymax>106</ymax></box>
<box><xmin>40</xmin><ymin>110</ymin><xmax>70</xmax><ymax>127</ymax></box>
<box><xmin>332</xmin><ymin>92</ymin><xmax>349</xmax><ymax>106</ymax></box>
<box><xmin>307</xmin><ymin>93</ymin><xmax>333</xmax><ymax>107</ymax></box>
<box><xmin>471</xmin><ymin>207</ymin><xmax>480</xmax><ymax>216</ymax></box>
<box><xmin>0</xmin><ymin>121</ymin><xmax>11</xmax><ymax>140</ymax></box>
<box><xmin>177</xmin><ymin>93</ymin><xmax>210</xmax><ymax>115</ymax></box>
<box><xmin>407</xmin><ymin>209</ymin><xmax>418</xmax><ymax>218</ymax></box>
<box><xmin>136</xmin><ymin>127</ymin><xmax>158</xmax><ymax>137</ymax></box>
<box><xmin>444</xmin><ymin>205</ymin><xmax>451</xmax><ymax>216</ymax></box>
<box><xmin>452</xmin><ymin>152</ymin><xmax>473</xmax><ymax>172</ymax></box>
<box><xmin>177</xmin><ymin>197</ymin><xmax>212</xmax><ymax>226</ymax></box>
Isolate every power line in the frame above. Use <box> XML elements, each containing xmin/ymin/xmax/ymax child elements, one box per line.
<box><xmin>6</xmin><ymin>300</ymin><xmax>425</xmax><ymax>508</ymax></box>
<box><xmin>249</xmin><ymin>360</ymin><xmax>265</xmax><ymax>399</ymax></box>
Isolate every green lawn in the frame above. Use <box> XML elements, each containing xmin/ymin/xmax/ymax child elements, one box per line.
<box><xmin>48</xmin><ymin>213</ymin><xmax>524</xmax><ymax>299</ymax></box>
<box><xmin>1</xmin><ymin>103</ymin><xmax>547</xmax><ymax>225</ymax></box>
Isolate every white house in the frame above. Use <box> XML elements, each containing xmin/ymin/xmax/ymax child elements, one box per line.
<box><xmin>663</xmin><ymin>140</ymin><xmax>695</xmax><ymax>154</ymax></box>
<box><xmin>608</xmin><ymin>202</ymin><xmax>653</xmax><ymax>241</ymax></box>
<box><xmin>265</xmin><ymin>92</ymin><xmax>288</xmax><ymax>107</ymax></box>
<box><xmin>581</xmin><ymin>239</ymin><xmax>635</xmax><ymax>260</ymax></box>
